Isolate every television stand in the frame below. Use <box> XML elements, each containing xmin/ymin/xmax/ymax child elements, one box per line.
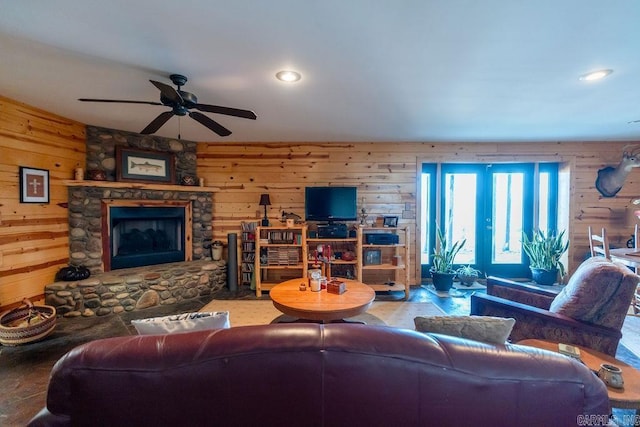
<box><xmin>318</xmin><ymin>223</ymin><xmax>348</xmax><ymax>238</ymax></box>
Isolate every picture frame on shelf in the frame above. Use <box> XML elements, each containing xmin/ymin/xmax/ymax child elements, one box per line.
<box><xmin>364</xmin><ymin>249</ymin><xmax>381</xmax><ymax>265</ymax></box>
<box><xmin>19</xmin><ymin>166</ymin><xmax>49</xmax><ymax>203</ymax></box>
<box><xmin>383</xmin><ymin>216</ymin><xmax>398</xmax><ymax>227</ymax></box>
<box><xmin>116</xmin><ymin>147</ymin><xmax>176</xmax><ymax>184</ymax></box>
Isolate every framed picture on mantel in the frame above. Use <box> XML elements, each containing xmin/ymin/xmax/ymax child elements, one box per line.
<box><xmin>116</xmin><ymin>147</ymin><xmax>176</xmax><ymax>184</ymax></box>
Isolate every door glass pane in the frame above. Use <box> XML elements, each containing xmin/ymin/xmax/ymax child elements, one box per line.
<box><xmin>420</xmin><ymin>173</ymin><xmax>430</xmax><ymax>265</ymax></box>
<box><xmin>538</xmin><ymin>171</ymin><xmax>550</xmax><ymax>234</ymax></box>
<box><xmin>444</xmin><ymin>172</ymin><xmax>476</xmax><ymax>264</ymax></box>
<box><xmin>492</xmin><ymin>172</ymin><xmax>524</xmax><ymax>264</ymax></box>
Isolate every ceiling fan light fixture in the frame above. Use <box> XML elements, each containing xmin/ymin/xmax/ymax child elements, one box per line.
<box><xmin>276</xmin><ymin>70</ymin><xmax>301</xmax><ymax>82</ymax></box>
<box><xmin>579</xmin><ymin>69</ymin><xmax>613</xmax><ymax>82</ymax></box>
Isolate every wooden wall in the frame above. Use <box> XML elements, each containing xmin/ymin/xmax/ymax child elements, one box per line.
<box><xmin>1</xmin><ymin>94</ymin><xmax>639</xmax><ymax>308</ymax></box>
<box><xmin>0</xmin><ymin>96</ymin><xmax>86</xmax><ymax>307</ymax></box>
<box><xmin>199</xmin><ymin>142</ymin><xmax>640</xmax><ymax>286</ymax></box>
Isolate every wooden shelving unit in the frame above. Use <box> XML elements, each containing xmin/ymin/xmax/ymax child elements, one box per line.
<box><xmin>357</xmin><ymin>226</ymin><xmax>411</xmax><ymax>300</ymax></box>
<box><xmin>254</xmin><ymin>224</ymin><xmax>410</xmax><ymax>299</ymax></box>
<box><xmin>254</xmin><ymin>225</ymin><xmax>308</xmax><ymax>297</ymax></box>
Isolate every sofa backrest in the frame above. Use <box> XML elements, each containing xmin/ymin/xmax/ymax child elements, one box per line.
<box><xmin>29</xmin><ymin>324</ymin><xmax>609</xmax><ymax>427</ymax></box>
<box><xmin>550</xmin><ymin>256</ymin><xmax>639</xmax><ymax>329</ymax></box>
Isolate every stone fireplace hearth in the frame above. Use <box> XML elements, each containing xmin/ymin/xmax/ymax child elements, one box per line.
<box><xmin>45</xmin><ymin>259</ymin><xmax>227</xmax><ymax>317</ymax></box>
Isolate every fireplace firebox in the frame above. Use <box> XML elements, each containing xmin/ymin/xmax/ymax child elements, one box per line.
<box><xmin>108</xmin><ymin>206</ymin><xmax>186</xmax><ymax>270</ymax></box>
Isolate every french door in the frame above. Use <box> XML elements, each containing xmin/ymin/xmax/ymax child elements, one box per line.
<box><xmin>420</xmin><ymin>162</ymin><xmax>558</xmax><ymax>279</ymax></box>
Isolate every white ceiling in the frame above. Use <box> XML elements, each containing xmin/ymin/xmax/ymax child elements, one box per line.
<box><xmin>1</xmin><ymin>1</ymin><xmax>639</xmax><ymax>143</ymax></box>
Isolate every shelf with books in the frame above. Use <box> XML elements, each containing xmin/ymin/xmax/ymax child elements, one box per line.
<box><xmin>254</xmin><ymin>225</ymin><xmax>308</xmax><ymax>297</ymax></box>
<box><xmin>240</xmin><ymin>221</ymin><xmax>258</xmax><ymax>287</ymax></box>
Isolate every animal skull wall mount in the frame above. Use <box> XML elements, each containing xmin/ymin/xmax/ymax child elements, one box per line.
<box><xmin>595</xmin><ymin>145</ymin><xmax>640</xmax><ymax>197</ymax></box>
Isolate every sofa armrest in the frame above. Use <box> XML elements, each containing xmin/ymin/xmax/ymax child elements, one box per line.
<box><xmin>486</xmin><ymin>276</ymin><xmax>558</xmax><ymax>309</ymax></box>
<box><xmin>470</xmin><ymin>293</ymin><xmax>622</xmax><ymax>356</ymax></box>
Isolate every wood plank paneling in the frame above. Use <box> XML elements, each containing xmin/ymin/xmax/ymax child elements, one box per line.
<box><xmin>0</xmin><ymin>96</ymin><xmax>85</xmax><ymax>306</ymax></box>
<box><xmin>198</xmin><ymin>140</ymin><xmax>640</xmax><ymax>288</ymax></box>
<box><xmin>2</xmin><ymin>95</ymin><xmax>640</xmax><ymax>308</ymax></box>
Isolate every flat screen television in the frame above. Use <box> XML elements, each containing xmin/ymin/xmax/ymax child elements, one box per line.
<box><xmin>305</xmin><ymin>186</ymin><xmax>357</xmax><ymax>223</ymax></box>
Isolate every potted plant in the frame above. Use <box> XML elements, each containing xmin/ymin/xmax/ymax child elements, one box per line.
<box><xmin>455</xmin><ymin>265</ymin><xmax>481</xmax><ymax>286</ymax></box>
<box><xmin>430</xmin><ymin>227</ymin><xmax>466</xmax><ymax>291</ymax></box>
<box><xmin>522</xmin><ymin>229</ymin><xmax>569</xmax><ymax>286</ymax></box>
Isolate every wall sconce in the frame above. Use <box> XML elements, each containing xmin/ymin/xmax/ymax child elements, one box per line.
<box><xmin>259</xmin><ymin>194</ymin><xmax>271</xmax><ymax>226</ymax></box>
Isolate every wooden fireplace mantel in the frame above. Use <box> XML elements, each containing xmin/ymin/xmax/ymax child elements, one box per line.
<box><xmin>62</xmin><ymin>180</ymin><xmax>220</xmax><ymax>192</ymax></box>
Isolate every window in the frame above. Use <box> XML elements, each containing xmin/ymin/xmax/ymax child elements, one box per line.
<box><xmin>420</xmin><ymin>162</ymin><xmax>558</xmax><ymax>279</ymax></box>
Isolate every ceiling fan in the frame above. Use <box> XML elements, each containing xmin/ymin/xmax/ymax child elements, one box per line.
<box><xmin>78</xmin><ymin>74</ymin><xmax>257</xmax><ymax>137</ymax></box>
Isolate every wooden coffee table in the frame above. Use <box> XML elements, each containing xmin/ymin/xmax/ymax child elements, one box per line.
<box><xmin>269</xmin><ymin>278</ymin><xmax>375</xmax><ymax>323</ymax></box>
<box><xmin>517</xmin><ymin>339</ymin><xmax>640</xmax><ymax>413</ymax></box>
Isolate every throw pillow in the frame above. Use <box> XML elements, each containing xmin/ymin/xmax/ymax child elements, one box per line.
<box><xmin>131</xmin><ymin>311</ymin><xmax>230</xmax><ymax>335</ymax></box>
<box><xmin>414</xmin><ymin>315</ymin><xmax>515</xmax><ymax>345</ymax></box>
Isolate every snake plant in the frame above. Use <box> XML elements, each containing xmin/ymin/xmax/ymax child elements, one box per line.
<box><xmin>522</xmin><ymin>229</ymin><xmax>569</xmax><ymax>278</ymax></box>
<box><xmin>431</xmin><ymin>227</ymin><xmax>466</xmax><ymax>273</ymax></box>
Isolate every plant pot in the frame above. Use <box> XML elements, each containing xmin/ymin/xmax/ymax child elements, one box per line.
<box><xmin>530</xmin><ymin>267</ymin><xmax>558</xmax><ymax>286</ymax></box>
<box><xmin>457</xmin><ymin>275</ymin><xmax>477</xmax><ymax>287</ymax></box>
<box><xmin>431</xmin><ymin>271</ymin><xmax>456</xmax><ymax>292</ymax></box>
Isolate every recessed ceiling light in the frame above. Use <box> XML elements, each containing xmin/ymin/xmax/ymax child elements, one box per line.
<box><xmin>579</xmin><ymin>69</ymin><xmax>613</xmax><ymax>81</ymax></box>
<box><xmin>276</xmin><ymin>70</ymin><xmax>301</xmax><ymax>82</ymax></box>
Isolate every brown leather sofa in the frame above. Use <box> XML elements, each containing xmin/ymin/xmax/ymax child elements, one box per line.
<box><xmin>29</xmin><ymin>324</ymin><xmax>609</xmax><ymax>427</ymax></box>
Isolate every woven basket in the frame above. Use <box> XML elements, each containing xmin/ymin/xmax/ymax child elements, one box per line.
<box><xmin>0</xmin><ymin>299</ymin><xmax>56</xmax><ymax>346</ymax></box>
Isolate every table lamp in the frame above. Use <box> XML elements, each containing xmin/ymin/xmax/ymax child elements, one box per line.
<box><xmin>259</xmin><ymin>194</ymin><xmax>271</xmax><ymax>226</ymax></box>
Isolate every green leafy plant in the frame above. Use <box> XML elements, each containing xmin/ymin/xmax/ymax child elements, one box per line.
<box><xmin>522</xmin><ymin>229</ymin><xmax>569</xmax><ymax>278</ymax></box>
<box><xmin>455</xmin><ymin>265</ymin><xmax>481</xmax><ymax>279</ymax></box>
<box><xmin>455</xmin><ymin>264</ymin><xmax>481</xmax><ymax>286</ymax></box>
<box><xmin>431</xmin><ymin>227</ymin><xmax>466</xmax><ymax>273</ymax></box>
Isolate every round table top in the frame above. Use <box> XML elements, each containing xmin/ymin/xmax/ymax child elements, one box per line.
<box><xmin>270</xmin><ymin>278</ymin><xmax>375</xmax><ymax>322</ymax></box>
<box><xmin>517</xmin><ymin>339</ymin><xmax>640</xmax><ymax>409</ymax></box>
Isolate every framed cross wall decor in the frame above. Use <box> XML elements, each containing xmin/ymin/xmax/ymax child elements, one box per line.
<box><xmin>20</xmin><ymin>166</ymin><xmax>50</xmax><ymax>203</ymax></box>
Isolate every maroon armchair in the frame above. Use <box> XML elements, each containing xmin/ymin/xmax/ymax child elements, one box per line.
<box><xmin>471</xmin><ymin>257</ymin><xmax>639</xmax><ymax>356</ymax></box>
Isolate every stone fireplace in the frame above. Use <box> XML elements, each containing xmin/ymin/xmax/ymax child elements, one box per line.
<box><xmin>68</xmin><ymin>184</ymin><xmax>212</xmax><ymax>274</ymax></box>
<box><xmin>47</xmin><ymin>183</ymin><xmax>224</xmax><ymax>317</ymax></box>
<box><xmin>45</xmin><ymin>127</ymin><xmax>227</xmax><ymax>318</ymax></box>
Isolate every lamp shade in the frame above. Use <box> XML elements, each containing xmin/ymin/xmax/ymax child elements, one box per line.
<box><xmin>259</xmin><ymin>194</ymin><xmax>271</xmax><ymax>206</ymax></box>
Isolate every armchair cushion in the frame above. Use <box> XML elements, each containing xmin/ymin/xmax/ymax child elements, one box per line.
<box><xmin>549</xmin><ymin>258</ymin><xmax>638</xmax><ymax>330</ymax></box>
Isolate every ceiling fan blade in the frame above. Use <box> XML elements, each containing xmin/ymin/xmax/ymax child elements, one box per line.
<box><xmin>189</xmin><ymin>111</ymin><xmax>232</xmax><ymax>137</ymax></box>
<box><xmin>78</xmin><ymin>98</ymin><xmax>163</xmax><ymax>105</ymax></box>
<box><xmin>150</xmin><ymin>80</ymin><xmax>183</xmax><ymax>104</ymax></box>
<box><xmin>140</xmin><ymin>111</ymin><xmax>174</xmax><ymax>134</ymax></box>
<box><xmin>194</xmin><ymin>103</ymin><xmax>257</xmax><ymax>120</ymax></box>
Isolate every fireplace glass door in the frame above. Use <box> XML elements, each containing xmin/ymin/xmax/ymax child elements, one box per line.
<box><xmin>110</xmin><ymin>206</ymin><xmax>186</xmax><ymax>270</ymax></box>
